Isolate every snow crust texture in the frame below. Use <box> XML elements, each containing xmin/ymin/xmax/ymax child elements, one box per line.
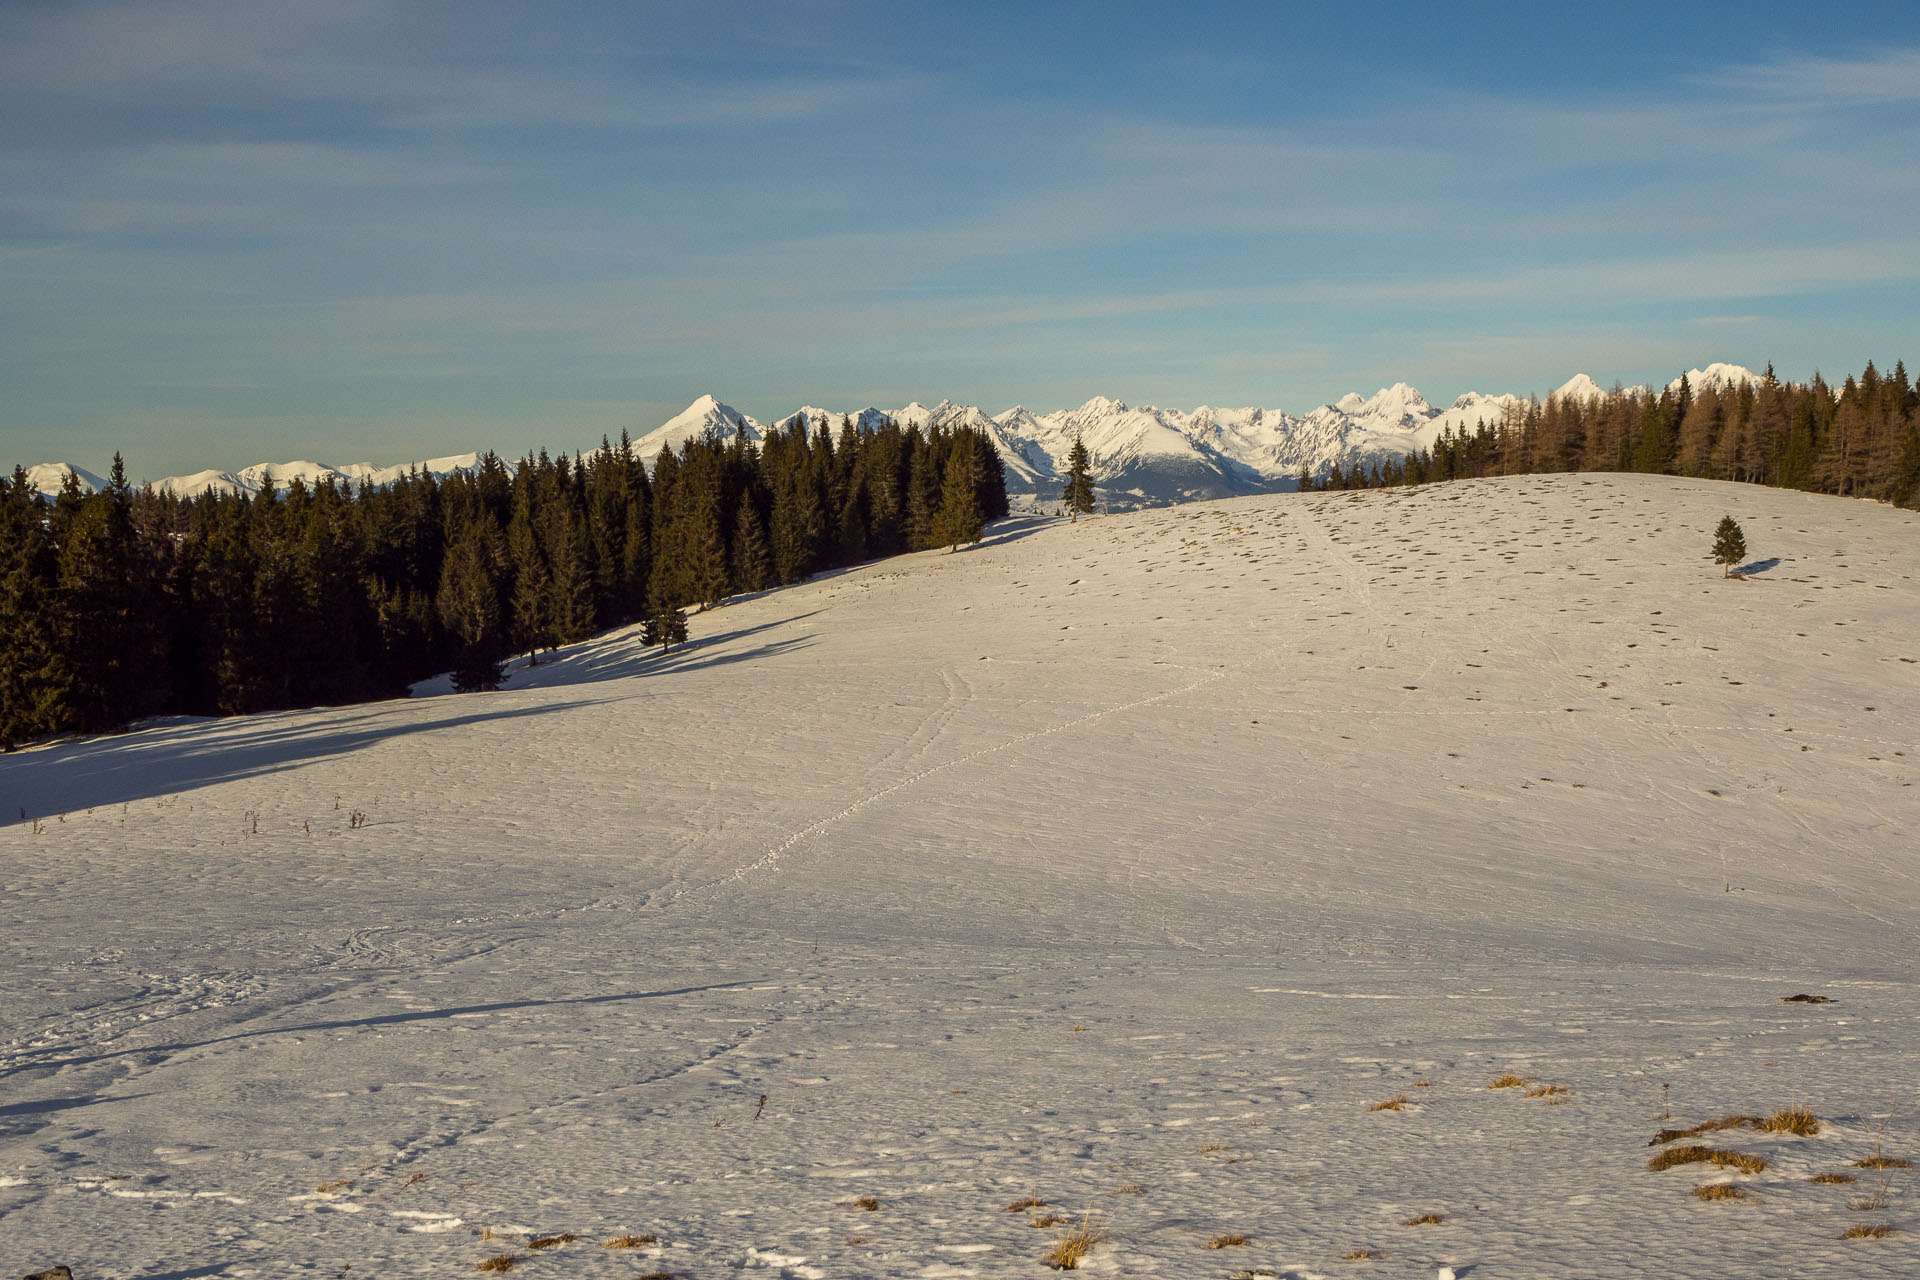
<box><xmin>3</xmin><ymin>472</ymin><xmax>1914</xmax><ymax>1279</ymax></box>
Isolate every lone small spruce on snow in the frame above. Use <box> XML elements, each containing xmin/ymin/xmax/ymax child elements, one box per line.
<box><xmin>1713</xmin><ymin>515</ymin><xmax>1747</xmax><ymax>577</ymax></box>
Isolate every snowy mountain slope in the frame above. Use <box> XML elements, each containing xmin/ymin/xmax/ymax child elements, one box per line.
<box><xmin>631</xmin><ymin>393</ymin><xmax>762</xmax><ymax>464</ymax></box>
<box><xmin>18</xmin><ymin>364</ymin><xmax>1763</xmax><ymax>508</ymax></box>
<box><xmin>4</xmin><ymin>475</ymin><xmax>1916</xmax><ymax>1279</ymax></box>
<box><xmin>23</xmin><ymin>461</ymin><xmax>107</xmax><ymax>498</ymax></box>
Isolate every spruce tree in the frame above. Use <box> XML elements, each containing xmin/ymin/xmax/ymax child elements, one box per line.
<box><xmin>1062</xmin><ymin>434</ymin><xmax>1096</xmax><ymax>520</ymax></box>
<box><xmin>1712</xmin><ymin>516</ymin><xmax>1747</xmax><ymax>577</ymax></box>
<box><xmin>931</xmin><ymin>435</ymin><xmax>984</xmax><ymax>551</ymax></box>
<box><xmin>732</xmin><ymin>492</ymin><xmax>772</xmax><ymax>593</ymax></box>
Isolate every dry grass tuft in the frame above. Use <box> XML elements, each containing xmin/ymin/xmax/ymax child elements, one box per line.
<box><xmin>1782</xmin><ymin>993</ymin><xmax>1833</xmax><ymax>1003</ymax></box>
<box><xmin>1841</xmin><ymin>1224</ymin><xmax>1896</xmax><ymax>1239</ymax></box>
<box><xmin>850</xmin><ymin>1196</ymin><xmax>879</xmax><ymax>1212</ymax></box>
<box><xmin>1111</xmin><ymin>1183</ymin><xmax>1146</xmax><ymax>1195</ymax></box>
<box><xmin>313</xmin><ymin>1179</ymin><xmax>350</xmax><ymax>1193</ymax></box>
<box><xmin>602</xmin><ymin>1233</ymin><xmax>658</xmax><ymax>1248</ymax></box>
<box><xmin>1647</xmin><ymin>1145</ymin><xmax>1768</xmax><ymax>1175</ymax></box>
<box><xmin>1205</xmin><ymin>1233</ymin><xmax>1252</xmax><ymax>1249</ymax></box>
<box><xmin>1692</xmin><ymin>1183</ymin><xmax>1748</xmax><ymax>1201</ymax></box>
<box><xmin>527</xmin><ymin>1234</ymin><xmax>576</xmax><ymax>1250</ymax></box>
<box><xmin>1369</xmin><ymin>1096</ymin><xmax>1409</xmax><ymax>1112</ymax></box>
<box><xmin>1005</xmin><ymin>1196</ymin><xmax>1047</xmax><ymax>1213</ymax></box>
<box><xmin>1487</xmin><ymin>1074</ymin><xmax>1527</xmax><ymax>1089</ymax></box>
<box><xmin>1650</xmin><ymin>1115</ymin><xmax>1762</xmax><ymax>1144</ymax></box>
<box><xmin>1030</xmin><ymin>1212</ymin><xmax>1070</xmax><ymax>1228</ymax></box>
<box><xmin>637</xmin><ymin>1273</ymin><xmax>676</xmax><ymax>1280</ymax></box>
<box><xmin>1041</xmin><ymin>1218</ymin><xmax>1104</xmax><ymax>1270</ymax></box>
<box><xmin>1765</xmin><ymin>1106</ymin><xmax>1819</xmax><ymax>1136</ymax></box>
<box><xmin>1809</xmin><ymin>1173</ymin><xmax>1856</xmax><ymax>1185</ymax></box>
<box><xmin>1402</xmin><ymin>1214</ymin><xmax>1444</xmax><ymax>1226</ymax></box>
<box><xmin>1342</xmin><ymin>1249</ymin><xmax>1382</xmax><ymax>1260</ymax></box>
<box><xmin>1854</xmin><ymin>1155</ymin><xmax>1912</xmax><ymax>1169</ymax></box>
<box><xmin>1525</xmin><ymin>1084</ymin><xmax>1571</xmax><ymax>1098</ymax></box>
<box><xmin>474</xmin><ymin>1255</ymin><xmax>519</xmax><ymax>1273</ymax></box>
<box><xmin>1196</xmin><ymin>1142</ymin><xmax>1231</xmax><ymax>1153</ymax></box>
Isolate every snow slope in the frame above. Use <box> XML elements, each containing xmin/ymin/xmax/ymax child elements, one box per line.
<box><xmin>3</xmin><ymin>474</ymin><xmax>1915</xmax><ymax>1278</ymax></box>
<box><xmin>22</xmin><ymin>462</ymin><xmax>107</xmax><ymax>499</ymax></box>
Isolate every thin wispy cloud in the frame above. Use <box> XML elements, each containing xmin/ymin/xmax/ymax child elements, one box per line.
<box><xmin>2</xmin><ymin>5</ymin><xmax>1916</xmax><ymax>477</ymax></box>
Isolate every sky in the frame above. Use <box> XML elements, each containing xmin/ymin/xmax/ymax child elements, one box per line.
<box><xmin>5</xmin><ymin>0</ymin><xmax>1920</xmax><ymax>481</ymax></box>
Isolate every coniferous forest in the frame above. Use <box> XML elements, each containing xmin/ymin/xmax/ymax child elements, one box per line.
<box><xmin>1303</xmin><ymin>360</ymin><xmax>1920</xmax><ymax>504</ymax></box>
<box><xmin>1</xmin><ymin>418</ymin><xmax>1008</xmax><ymax>749</ymax></box>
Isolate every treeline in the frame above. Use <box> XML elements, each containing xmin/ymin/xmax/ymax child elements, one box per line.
<box><xmin>1</xmin><ymin>417</ymin><xmax>1007</xmax><ymax>747</ymax></box>
<box><xmin>1303</xmin><ymin>360</ymin><xmax>1920</xmax><ymax>505</ymax></box>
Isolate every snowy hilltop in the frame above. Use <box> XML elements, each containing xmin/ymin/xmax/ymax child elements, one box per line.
<box><xmin>23</xmin><ymin>365</ymin><xmax>1757</xmax><ymax>506</ymax></box>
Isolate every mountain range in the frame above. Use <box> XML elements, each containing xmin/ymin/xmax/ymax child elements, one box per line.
<box><xmin>22</xmin><ymin>364</ymin><xmax>1757</xmax><ymax>508</ymax></box>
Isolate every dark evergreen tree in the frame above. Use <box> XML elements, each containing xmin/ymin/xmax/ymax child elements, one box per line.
<box><xmin>1712</xmin><ymin>515</ymin><xmax>1747</xmax><ymax>577</ymax></box>
<box><xmin>931</xmin><ymin>434</ymin><xmax>984</xmax><ymax>550</ymax></box>
<box><xmin>1062</xmin><ymin>435</ymin><xmax>1096</xmax><ymax>519</ymax></box>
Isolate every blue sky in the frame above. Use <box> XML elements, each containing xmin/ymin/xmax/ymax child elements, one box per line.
<box><xmin>5</xmin><ymin>1</ymin><xmax>1920</xmax><ymax>480</ymax></box>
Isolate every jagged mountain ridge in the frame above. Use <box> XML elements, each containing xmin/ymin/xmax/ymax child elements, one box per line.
<box><xmin>25</xmin><ymin>366</ymin><xmax>1756</xmax><ymax>506</ymax></box>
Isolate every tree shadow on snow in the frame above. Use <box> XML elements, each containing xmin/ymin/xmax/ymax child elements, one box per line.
<box><xmin>0</xmin><ymin>696</ymin><xmax>613</xmax><ymax>824</ymax></box>
<box><xmin>5</xmin><ymin>620</ymin><xmax>818</xmax><ymax>824</ymax></box>
<box><xmin>0</xmin><ymin>981</ymin><xmax>760</xmax><ymax>1080</ymax></box>
<box><xmin>1735</xmin><ymin>557</ymin><xmax>1781</xmax><ymax>575</ymax></box>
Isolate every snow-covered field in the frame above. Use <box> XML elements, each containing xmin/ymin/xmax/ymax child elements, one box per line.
<box><xmin>3</xmin><ymin>473</ymin><xmax>1917</xmax><ymax>1279</ymax></box>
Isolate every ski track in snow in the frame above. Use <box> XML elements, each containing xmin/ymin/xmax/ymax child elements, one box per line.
<box><xmin>2</xmin><ymin>473</ymin><xmax>1918</xmax><ymax>1279</ymax></box>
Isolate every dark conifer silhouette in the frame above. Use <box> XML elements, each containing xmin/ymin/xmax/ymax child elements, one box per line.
<box><xmin>1712</xmin><ymin>516</ymin><xmax>1747</xmax><ymax>577</ymax></box>
<box><xmin>1062</xmin><ymin>435</ymin><xmax>1096</xmax><ymax>520</ymax></box>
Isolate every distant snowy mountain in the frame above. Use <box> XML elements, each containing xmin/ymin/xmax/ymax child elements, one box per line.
<box><xmin>24</xmin><ymin>462</ymin><xmax>108</xmax><ymax>499</ymax></box>
<box><xmin>22</xmin><ymin>364</ymin><xmax>1764</xmax><ymax>511</ymax></box>
<box><xmin>631</xmin><ymin>394</ymin><xmax>762</xmax><ymax>464</ymax></box>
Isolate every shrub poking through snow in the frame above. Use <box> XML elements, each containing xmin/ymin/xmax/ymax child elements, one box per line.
<box><xmin>1692</xmin><ymin>1183</ymin><xmax>1747</xmax><ymax>1201</ymax></box>
<box><xmin>1651</xmin><ymin>1115</ymin><xmax>1762</xmax><ymax>1144</ymax></box>
<box><xmin>1810</xmin><ymin>1173</ymin><xmax>1855</xmax><ymax>1184</ymax></box>
<box><xmin>1205</xmin><ymin>1233</ymin><xmax>1251</xmax><ymax>1248</ymax></box>
<box><xmin>1525</xmin><ymin>1084</ymin><xmax>1571</xmax><ymax>1098</ymax></box>
<box><xmin>1368</xmin><ymin>1096</ymin><xmax>1408</xmax><ymax>1111</ymax></box>
<box><xmin>1041</xmin><ymin>1214</ymin><xmax>1103</xmax><ymax>1270</ymax></box>
<box><xmin>849</xmin><ymin>1196</ymin><xmax>879</xmax><ymax>1211</ymax></box>
<box><xmin>1842</xmin><ymin>1224</ymin><xmax>1896</xmax><ymax>1239</ymax></box>
<box><xmin>473</xmin><ymin>1255</ymin><xmax>519</xmax><ymax>1273</ymax></box>
<box><xmin>602</xmin><ymin>1234</ymin><xmax>657</xmax><ymax>1248</ymax></box>
<box><xmin>1005</xmin><ymin>1196</ymin><xmax>1047</xmax><ymax>1213</ymax></box>
<box><xmin>1854</xmin><ymin>1155</ymin><xmax>1912</xmax><ymax>1169</ymax></box>
<box><xmin>1765</xmin><ymin>1106</ymin><xmax>1818</xmax><ymax>1136</ymax></box>
<box><xmin>1403</xmin><ymin>1214</ymin><xmax>1444</xmax><ymax>1226</ymax></box>
<box><xmin>1487</xmin><ymin>1074</ymin><xmax>1527</xmax><ymax>1089</ymax></box>
<box><xmin>526</xmin><ymin>1234</ymin><xmax>575</xmax><ymax>1250</ymax></box>
<box><xmin>1648</xmin><ymin>1145</ymin><xmax>1767</xmax><ymax>1174</ymax></box>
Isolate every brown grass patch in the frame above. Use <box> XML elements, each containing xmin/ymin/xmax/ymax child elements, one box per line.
<box><xmin>1005</xmin><ymin>1196</ymin><xmax>1047</xmax><ymax>1212</ymax></box>
<box><xmin>602</xmin><ymin>1234</ymin><xmax>658</xmax><ymax>1248</ymax></box>
<box><xmin>1647</xmin><ymin>1145</ymin><xmax>1767</xmax><ymax>1174</ymax></box>
<box><xmin>1692</xmin><ymin>1183</ymin><xmax>1748</xmax><ymax>1201</ymax></box>
<box><xmin>1111</xmin><ymin>1183</ymin><xmax>1146</xmax><ymax>1195</ymax></box>
<box><xmin>1030</xmin><ymin>1212</ymin><xmax>1070</xmax><ymax>1228</ymax></box>
<box><xmin>1782</xmin><ymin>993</ymin><xmax>1833</xmax><ymax>1003</ymax></box>
<box><xmin>1205</xmin><ymin>1234</ymin><xmax>1251</xmax><ymax>1248</ymax></box>
<box><xmin>1854</xmin><ymin>1155</ymin><xmax>1912</xmax><ymax>1169</ymax></box>
<box><xmin>849</xmin><ymin>1196</ymin><xmax>879</xmax><ymax>1211</ymax></box>
<box><xmin>1041</xmin><ymin>1220</ymin><xmax>1103</xmax><ymax>1270</ymax></box>
<box><xmin>1765</xmin><ymin>1106</ymin><xmax>1818</xmax><ymax>1136</ymax></box>
<box><xmin>1525</xmin><ymin>1085</ymin><xmax>1571</xmax><ymax>1098</ymax></box>
<box><xmin>527</xmin><ymin>1234</ymin><xmax>576</xmax><ymax>1250</ymax></box>
<box><xmin>1368</xmin><ymin>1096</ymin><xmax>1409</xmax><ymax>1112</ymax></box>
<box><xmin>637</xmin><ymin>1273</ymin><xmax>676</xmax><ymax>1280</ymax></box>
<box><xmin>1650</xmin><ymin>1115</ymin><xmax>1762</xmax><ymax>1144</ymax></box>
<box><xmin>1402</xmin><ymin>1214</ymin><xmax>1443</xmax><ymax>1226</ymax></box>
<box><xmin>313</xmin><ymin>1179</ymin><xmax>350</xmax><ymax>1193</ymax></box>
<box><xmin>1487</xmin><ymin>1074</ymin><xmax>1527</xmax><ymax>1089</ymax></box>
<box><xmin>1196</xmin><ymin>1142</ymin><xmax>1231</xmax><ymax>1153</ymax></box>
<box><xmin>1809</xmin><ymin>1173</ymin><xmax>1856</xmax><ymax>1185</ymax></box>
<box><xmin>474</xmin><ymin>1256</ymin><xmax>518</xmax><ymax>1273</ymax></box>
<box><xmin>1841</xmin><ymin>1224</ymin><xmax>1896</xmax><ymax>1239</ymax></box>
<box><xmin>1342</xmin><ymin>1249</ymin><xmax>1382</xmax><ymax>1260</ymax></box>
